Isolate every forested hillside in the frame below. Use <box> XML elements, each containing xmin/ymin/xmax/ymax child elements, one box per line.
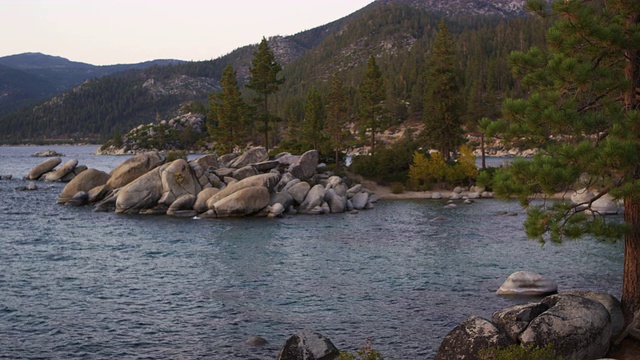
<box><xmin>0</xmin><ymin>1</ymin><xmax>547</xmax><ymax>145</ymax></box>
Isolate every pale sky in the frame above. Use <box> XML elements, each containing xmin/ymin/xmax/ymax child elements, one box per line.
<box><xmin>0</xmin><ymin>0</ymin><xmax>374</xmax><ymax>65</ymax></box>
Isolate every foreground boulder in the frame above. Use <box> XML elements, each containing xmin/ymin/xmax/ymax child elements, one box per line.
<box><xmin>496</xmin><ymin>271</ymin><xmax>557</xmax><ymax>296</ymax></box>
<box><xmin>437</xmin><ymin>291</ymin><xmax>616</xmax><ymax>360</ymax></box>
<box><xmin>44</xmin><ymin>159</ymin><xmax>78</xmax><ymax>182</ymax></box>
<box><xmin>115</xmin><ymin>168</ymin><xmax>163</xmax><ymax>214</ymax></box>
<box><xmin>519</xmin><ymin>294</ymin><xmax>611</xmax><ymax>359</ymax></box>
<box><xmin>211</xmin><ymin>186</ymin><xmax>270</xmax><ymax>217</ymax></box>
<box><xmin>277</xmin><ymin>330</ymin><xmax>339</xmax><ymax>360</ymax></box>
<box><xmin>435</xmin><ymin>316</ymin><xmax>514</xmax><ymax>360</ymax></box>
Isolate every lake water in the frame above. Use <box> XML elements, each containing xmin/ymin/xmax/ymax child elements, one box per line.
<box><xmin>0</xmin><ymin>145</ymin><xmax>624</xmax><ymax>359</ymax></box>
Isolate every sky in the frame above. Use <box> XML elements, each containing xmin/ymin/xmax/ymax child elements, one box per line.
<box><xmin>0</xmin><ymin>0</ymin><xmax>374</xmax><ymax>65</ymax></box>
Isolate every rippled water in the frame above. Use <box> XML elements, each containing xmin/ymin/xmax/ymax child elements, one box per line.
<box><xmin>0</xmin><ymin>146</ymin><xmax>624</xmax><ymax>359</ymax></box>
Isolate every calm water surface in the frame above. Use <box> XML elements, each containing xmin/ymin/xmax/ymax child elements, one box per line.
<box><xmin>0</xmin><ymin>146</ymin><xmax>624</xmax><ymax>359</ymax></box>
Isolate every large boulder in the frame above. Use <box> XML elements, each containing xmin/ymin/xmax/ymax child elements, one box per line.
<box><xmin>228</xmin><ymin>147</ymin><xmax>268</xmax><ymax>168</ymax></box>
<box><xmin>324</xmin><ymin>189</ymin><xmax>346</xmax><ymax>213</ymax></box>
<box><xmin>107</xmin><ymin>151</ymin><xmax>165</xmax><ymax>189</ymax></box>
<box><xmin>158</xmin><ymin>159</ymin><xmax>199</xmax><ymax>206</ymax></box>
<box><xmin>289</xmin><ymin>150</ymin><xmax>319</xmax><ymax>179</ymax></box>
<box><xmin>564</xmin><ymin>290</ymin><xmax>624</xmax><ymax>337</ymax></box>
<box><xmin>589</xmin><ymin>193</ymin><xmax>620</xmax><ymax>215</ymax></box>
<box><xmin>217</xmin><ymin>153</ymin><xmax>239</xmax><ymax>167</ymax></box>
<box><xmin>519</xmin><ymin>294</ymin><xmax>611</xmax><ymax>359</ymax></box>
<box><xmin>58</xmin><ymin>168</ymin><xmax>110</xmax><ymax>204</ymax></box>
<box><xmin>276</xmin><ymin>330</ymin><xmax>339</xmax><ymax>360</ymax></box>
<box><xmin>191</xmin><ymin>154</ymin><xmax>219</xmax><ymax>171</ymax></box>
<box><xmin>27</xmin><ymin>157</ymin><xmax>61</xmax><ymax>180</ymax></box>
<box><xmin>206</xmin><ymin>173</ymin><xmax>281</xmax><ymax>209</ymax></box>
<box><xmin>232</xmin><ymin>165</ymin><xmax>259</xmax><ymax>180</ymax></box>
<box><xmin>44</xmin><ymin>159</ymin><xmax>78</xmax><ymax>182</ymax></box>
<box><xmin>115</xmin><ymin>168</ymin><xmax>163</xmax><ymax>214</ymax></box>
<box><xmin>435</xmin><ymin>316</ymin><xmax>514</xmax><ymax>360</ymax></box>
<box><xmin>270</xmin><ymin>192</ymin><xmax>295</xmax><ymax>210</ymax></box>
<box><xmin>496</xmin><ymin>271</ymin><xmax>557</xmax><ymax>296</ymax></box>
<box><xmin>286</xmin><ymin>181</ymin><xmax>311</xmax><ymax>204</ymax></box>
<box><xmin>351</xmin><ymin>192</ymin><xmax>369</xmax><ymax>210</ymax></box>
<box><xmin>299</xmin><ymin>184</ymin><xmax>325</xmax><ymax>213</ymax></box>
<box><xmin>211</xmin><ymin>186</ymin><xmax>270</xmax><ymax>217</ymax></box>
<box><xmin>194</xmin><ymin>187</ymin><xmax>220</xmax><ymax>213</ymax></box>
<box><xmin>167</xmin><ymin>194</ymin><xmax>197</xmax><ymax>217</ymax></box>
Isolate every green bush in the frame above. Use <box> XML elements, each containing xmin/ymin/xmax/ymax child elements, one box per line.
<box><xmin>339</xmin><ymin>339</ymin><xmax>384</xmax><ymax>360</ymax></box>
<box><xmin>390</xmin><ymin>182</ymin><xmax>405</xmax><ymax>194</ymax></box>
<box><xmin>479</xmin><ymin>344</ymin><xmax>562</xmax><ymax>360</ymax></box>
<box><xmin>166</xmin><ymin>150</ymin><xmax>187</xmax><ymax>162</ymax></box>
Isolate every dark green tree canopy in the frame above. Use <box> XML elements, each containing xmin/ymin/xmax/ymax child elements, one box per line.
<box><xmin>208</xmin><ymin>64</ymin><xmax>246</xmax><ymax>154</ymax></box>
<box><xmin>491</xmin><ymin>0</ymin><xmax>640</xmax><ymax>317</ymax></box>
<box><xmin>423</xmin><ymin>19</ymin><xmax>464</xmax><ymax>160</ymax></box>
<box><xmin>359</xmin><ymin>55</ymin><xmax>387</xmax><ymax>155</ymax></box>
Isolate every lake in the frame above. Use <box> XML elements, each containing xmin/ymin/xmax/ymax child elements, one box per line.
<box><xmin>0</xmin><ymin>145</ymin><xmax>624</xmax><ymax>359</ymax></box>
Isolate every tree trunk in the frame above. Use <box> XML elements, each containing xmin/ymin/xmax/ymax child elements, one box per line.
<box><xmin>263</xmin><ymin>94</ymin><xmax>269</xmax><ymax>152</ymax></box>
<box><xmin>623</xmin><ymin>197</ymin><xmax>640</xmax><ymax>320</ymax></box>
<box><xmin>481</xmin><ymin>133</ymin><xmax>486</xmax><ymax>170</ymax></box>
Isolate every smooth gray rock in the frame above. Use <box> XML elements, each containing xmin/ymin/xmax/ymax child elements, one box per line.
<box><xmin>286</xmin><ymin>181</ymin><xmax>311</xmax><ymax>205</ymax></box>
<box><xmin>87</xmin><ymin>184</ymin><xmax>111</xmax><ymax>204</ymax></box>
<box><xmin>217</xmin><ymin>153</ymin><xmax>238</xmax><ymax>167</ymax></box>
<box><xmin>324</xmin><ymin>189</ymin><xmax>346</xmax><ymax>213</ymax></box>
<box><xmin>519</xmin><ymin>294</ymin><xmax>612</xmax><ymax>360</ymax></box>
<box><xmin>167</xmin><ymin>194</ymin><xmax>197</xmax><ymax>216</ymax></box>
<box><xmin>194</xmin><ymin>187</ymin><xmax>220</xmax><ymax>213</ymax></box>
<box><xmin>270</xmin><ymin>192</ymin><xmax>294</xmax><ymax>209</ymax></box>
<box><xmin>435</xmin><ymin>316</ymin><xmax>514</xmax><ymax>360</ymax></box>
<box><xmin>58</xmin><ymin>168</ymin><xmax>110</xmax><ymax>204</ymax></box>
<box><xmin>159</xmin><ymin>159</ymin><xmax>199</xmax><ymax>207</ymax></box>
<box><xmin>115</xmin><ymin>168</ymin><xmax>163</xmax><ymax>214</ymax></box>
<box><xmin>276</xmin><ymin>330</ymin><xmax>339</xmax><ymax>360</ymax></box>
<box><xmin>107</xmin><ymin>151</ymin><xmax>165</xmax><ymax>189</ymax></box>
<box><xmin>45</xmin><ymin>159</ymin><xmax>78</xmax><ymax>182</ymax></box>
<box><xmin>212</xmin><ymin>186</ymin><xmax>270</xmax><ymax>217</ymax></box>
<box><xmin>299</xmin><ymin>184</ymin><xmax>325</xmax><ymax>213</ymax></box>
<box><xmin>246</xmin><ymin>336</ymin><xmax>269</xmax><ymax>346</ymax></box>
<box><xmin>228</xmin><ymin>147</ymin><xmax>268</xmax><ymax>168</ymax></box>
<box><xmin>276</xmin><ymin>172</ymin><xmax>297</xmax><ymax>192</ymax></box>
<box><xmin>206</xmin><ymin>173</ymin><xmax>281</xmax><ymax>209</ymax></box>
<box><xmin>496</xmin><ymin>271</ymin><xmax>558</xmax><ymax>296</ymax></box>
<box><xmin>232</xmin><ymin>165</ymin><xmax>259</xmax><ymax>181</ymax></box>
<box><xmin>27</xmin><ymin>157</ymin><xmax>61</xmax><ymax>180</ymax></box>
<box><xmin>253</xmin><ymin>160</ymin><xmax>280</xmax><ymax>172</ymax></box>
<box><xmin>269</xmin><ymin>203</ymin><xmax>285</xmax><ymax>218</ymax></box>
<box><xmin>289</xmin><ymin>150</ymin><xmax>319</xmax><ymax>179</ymax></box>
<box><xmin>351</xmin><ymin>192</ymin><xmax>369</xmax><ymax>210</ymax></box>
<box><xmin>191</xmin><ymin>154</ymin><xmax>219</xmax><ymax>171</ymax></box>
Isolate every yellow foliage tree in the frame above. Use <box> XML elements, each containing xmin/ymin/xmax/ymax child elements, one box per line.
<box><xmin>408</xmin><ymin>151</ymin><xmax>429</xmax><ymax>190</ymax></box>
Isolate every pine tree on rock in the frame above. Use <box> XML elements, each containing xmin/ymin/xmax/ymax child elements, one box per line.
<box><xmin>359</xmin><ymin>55</ymin><xmax>386</xmax><ymax>156</ymax></box>
<box><xmin>492</xmin><ymin>0</ymin><xmax>640</xmax><ymax>319</ymax></box>
<box><xmin>246</xmin><ymin>37</ymin><xmax>285</xmax><ymax>152</ymax></box>
<box><xmin>208</xmin><ymin>64</ymin><xmax>246</xmax><ymax>154</ymax></box>
<box><xmin>423</xmin><ymin>19</ymin><xmax>464</xmax><ymax>161</ymax></box>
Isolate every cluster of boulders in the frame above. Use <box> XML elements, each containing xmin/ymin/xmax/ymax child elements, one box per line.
<box><xmin>435</xmin><ymin>271</ymin><xmax>624</xmax><ymax>360</ymax></box>
<box><xmin>51</xmin><ymin>147</ymin><xmax>377</xmax><ymax>217</ymax></box>
<box><xmin>26</xmin><ymin>157</ymin><xmax>88</xmax><ymax>183</ymax></box>
<box><xmin>32</xmin><ymin>149</ymin><xmax>65</xmax><ymax>157</ymax></box>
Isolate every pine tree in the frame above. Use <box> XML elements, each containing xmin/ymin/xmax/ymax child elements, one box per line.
<box><xmin>326</xmin><ymin>74</ymin><xmax>351</xmax><ymax>167</ymax></box>
<box><xmin>246</xmin><ymin>37</ymin><xmax>285</xmax><ymax>152</ymax></box>
<box><xmin>302</xmin><ymin>87</ymin><xmax>326</xmax><ymax>150</ymax></box>
<box><xmin>493</xmin><ymin>0</ymin><xmax>640</xmax><ymax>318</ymax></box>
<box><xmin>208</xmin><ymin>64</ymin><xmax>246</xmax><ymax>154</ymax></box>
<box><xmin>423</xmin><ymin>19</ymin><xmax>464</xmax><ymax>161</ymax></box>
<box><xmin>359</xmin><ymin>55</ymin><xmax>386</xmax><ymax>156</ymax></box>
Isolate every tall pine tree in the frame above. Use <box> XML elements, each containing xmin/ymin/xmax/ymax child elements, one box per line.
<box><xmin>358</xmin><ymin>55</ymin><xmax>387</xmax><ymax>156</ymax></box>
<box><xmin>246</xmin><ymin>37</ymin><xmax>285</xmax><ymax>152</ymax></box>
<box><xmin>302</xmin><ymin>87</ymin><xmax>326</xmax><ymax>150</ymax></box>
<box><xmin>423</xmin><ymin>19</ymin><xmax>464</xmax><ymax>161</ymax></box>
<box><xmin>208</xmin><ymin>64</ymin><xmax>246</xmax><ymax>154</ymax></box>
<box><xmin>326</xmin><ymin>74</ymin><xmax>351</xmax><ymax>167</ymax></box>
<box><xmin>493</xmin><ymin>0</ymin><xmax>640</xmax><ymax>319</ymax></box>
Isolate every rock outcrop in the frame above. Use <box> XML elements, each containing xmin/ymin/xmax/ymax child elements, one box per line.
<box><xmin>277</xmin><ymin>330</ymin><xmax>340</xmax><ymax>360</ymax></box>
<box><xmin>57</xmin><ymin>147</ymin><xmax>376</xmax><ymax>218</ymax></box>
<box><xmin>436</xmin><ymin>291</ymin><xmax>618</xmax><ymax>360</ymax></box>
<box><xmin>496</xmin><ymin>271</ymin><xmax>558</xmax><ymax>296</ymax></box>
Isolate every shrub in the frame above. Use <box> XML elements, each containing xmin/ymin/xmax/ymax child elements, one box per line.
<box><xmin>479</xmin><ymin>344</ymin><xmax>561</xmax><ymax>360</ymax></box>
<box><xmin>390</xmin><ymin>182</ymin><xmax>405</xmax><ymax>194</ymax></box>
<box><xmin>339</xmin><ymin>339</ymin><xmax>384</xmax><ymax>360</ymax></box>
<box><xmin>166</xmin><ymin>150</ymin><xmax>187</xmax><ymax>162</ymax></box>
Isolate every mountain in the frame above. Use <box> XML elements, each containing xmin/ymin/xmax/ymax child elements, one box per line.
<box><xmin>376</xmin><ymin>0</ymin><xmax>529</xmax><ymax>17</ymax></box>
<box><xmin>0</xmin><ymin>0</ymin><xmax>545</xmax><ymax>144</ymax></box>
<box><xmin>0</xmin><ymin>52</ymin><xmax>183</xmax><ymax>116</ymax></box>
